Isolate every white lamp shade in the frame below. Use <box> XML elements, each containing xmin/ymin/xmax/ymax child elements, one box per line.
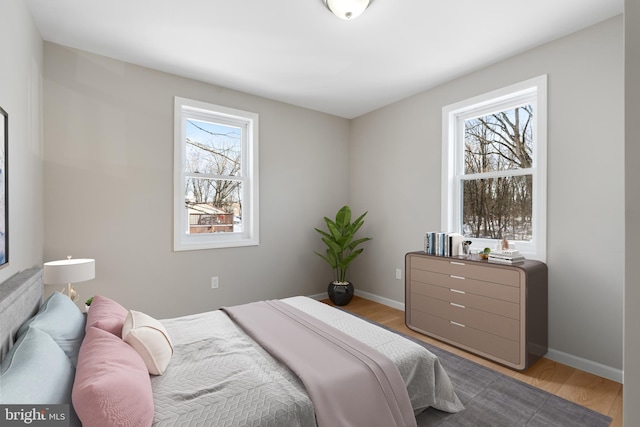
<box><xmin>43</xmin><ymin>258</ymin><xmax>95</xmax><ymax>285</ymax></box>
<box><xmin>325</xmin><ymin>0</ymin><xmax>371</xmax><ymax>20</ymax></box>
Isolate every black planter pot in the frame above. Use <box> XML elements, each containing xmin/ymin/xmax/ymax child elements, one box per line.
<box><xmin>327</xmin><ymin>281</ymin><xmax>354</xmax><ymax>306</ymax></box>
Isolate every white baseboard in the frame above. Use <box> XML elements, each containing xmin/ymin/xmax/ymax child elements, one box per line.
<box><xmin>354</xmin><ymin>289</ymin><xmax>405</xmax><ymax>311</ymax></box>
<box><xmin>544</xmin><ymin>348</ymin><xmax>623</xmax><ymax>383</ymax></box>
<box><xmin>310</xmin><ymin>289</ymin><xmax>623</xmax><ymax>384</ymax></box>
<box><xmin>306</xmin><ymin>290</ymin><xmax>405</xmax><ymax>311</ymax></box>
<box><xmin>307</xmin><ymin>292</ymin><xmax>327</xmax><ymax>301</ymax></box>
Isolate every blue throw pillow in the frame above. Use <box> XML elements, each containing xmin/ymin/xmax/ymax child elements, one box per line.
<box><xmin>0</xmin><ymin>327</ymin><xmax>75</xmax><ymax>404</ymax></box>
<box><xmin>17</xmin><ymin>292</ymin><xmax>85</xmax><ymax>366</ymax></box>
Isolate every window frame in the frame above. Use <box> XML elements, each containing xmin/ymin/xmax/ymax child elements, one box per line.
<box><xmin>441</xmin><ymin>75</ymin><xmax>547</xmax><ymax>261</ymax></box>
<box><xmin>173</xmin><ymin>97</ymin><xmax>259</xmax><ymax>251</ymax></box>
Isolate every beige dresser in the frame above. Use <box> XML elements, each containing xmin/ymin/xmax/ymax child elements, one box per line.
<box><xmin>405</xmin><ymin>251</ymin><xmax>548</xmax><ymax>370</ymax></box>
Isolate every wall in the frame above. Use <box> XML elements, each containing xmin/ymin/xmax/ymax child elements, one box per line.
<box><xmin>43</xmin><ymin>43</ymin><xmax>350</xmax><ymax>318</ymax></box>
<box><xmin>0</xmin><ymin>2</ymin><xmax>44</xmax><ymax>283</ymax></box>
<box><xmin>625</xmin><ymin>0</ymin><xmax>640</xmax><ymax>424</ymax></box>
<box><xmin>349</xmin><ymin>16</ymin><xmax>624</xmax><ymax>380</ymax></box>
<box><xmin>39</xmin><ymin>9</ymin><xmax>625</xmax><ymax>383</ymax></box>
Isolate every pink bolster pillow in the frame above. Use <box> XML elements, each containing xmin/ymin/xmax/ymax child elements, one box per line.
<box><xmin>86</xmin><ymin>295</ymin><xmax>129</xmax><ymax>337</ymax></box>
<box><xmin>72</xmin><ymin>326</ymin><xmax>154</xmax><ymax>427</ymax></box>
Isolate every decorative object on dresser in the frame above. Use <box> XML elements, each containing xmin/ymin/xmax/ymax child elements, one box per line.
<box><xmin>405</xmin><ymin>251</ymin><xmax>548</xmax><ymax>370</ymax></box>
<box><xmin>488</xmin><ymin>249</ymin><xmax>525</xmax><ymax>264</ymax></box>
<box><xmin>43</xmin><ymin>256</ymin><xmax>96</xmax><ymax>302</ymax></box>
<box><xmin>314</xmin><ymin>205</ymin><xmax>372</xmax><ymax>306</ymax></box>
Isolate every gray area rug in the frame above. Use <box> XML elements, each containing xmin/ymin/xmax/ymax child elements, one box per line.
<box><xmin>345</xmin><ymin>311</ymin><xmax>612</xmax><ymax>427</ymax></box>
<box><xmin>415</xmin><ymin>343</ymin><xmax>611</xmax><ymax>427</ymax></box>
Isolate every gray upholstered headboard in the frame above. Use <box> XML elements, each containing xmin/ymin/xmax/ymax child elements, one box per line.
<box><xmin>0</xmin><ymin>268</ymin><xmax>43</xmax><ymax>361</ymax></box>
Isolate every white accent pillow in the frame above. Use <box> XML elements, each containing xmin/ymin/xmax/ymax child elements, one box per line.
<box><xmin>122</xmin><ymin>310</ymin><xmax>173</xmax><ymax>375</ymax></box>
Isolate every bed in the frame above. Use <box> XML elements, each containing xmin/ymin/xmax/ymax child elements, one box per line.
<box><xmin>0</xmin><ymin>268</ymin><xmax>463</xmax><ymax>427</ymax></box>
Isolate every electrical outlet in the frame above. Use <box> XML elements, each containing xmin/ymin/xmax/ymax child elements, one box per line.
<box><xmin>395</xmin><ymin>268</ymin><xmax>402</xmax><ymax>280</ymax></box>
<box><xmin>211</xmin><ymin>276</ymin><xmax>219</xmax><ymax>289</ymax></box>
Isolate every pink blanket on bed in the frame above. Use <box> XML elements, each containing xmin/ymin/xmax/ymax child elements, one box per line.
<box><xmin>222</xmin><ymin>300</ymin><xmax>417</xmax><ymax>427</ymax></box>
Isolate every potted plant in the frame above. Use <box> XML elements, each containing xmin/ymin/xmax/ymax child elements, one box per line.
<box><xmin>85</xmin><ymin>296</ymin><xmax>94</xmax><ymax>313</ymax></box>
<box><xmin>314</xmin><ymin>205</ymin><xmax>372</xmax><ymax>306</ymax></box>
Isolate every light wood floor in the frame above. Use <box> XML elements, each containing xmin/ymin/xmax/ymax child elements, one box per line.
<box><xmin>323</xmin><ymin>296</ymin><xmax>623</xmax><ymax>427</ymax></box>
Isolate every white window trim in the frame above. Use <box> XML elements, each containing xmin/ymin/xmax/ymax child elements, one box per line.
<box><xmin>441</xmin><ymin>75</ymin><xmax>547</xmax><ymax>261</ymax></box>
<box><xmin>173</xmin><ymin>97</ymin><xmax>259</xmax><ymax>251</ymax></box>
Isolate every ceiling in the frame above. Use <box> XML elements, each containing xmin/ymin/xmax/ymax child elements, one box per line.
<box><xmin>26</xmin><ymin>0</ymin><xmax>623</xmax><ymax>119</ymax></box>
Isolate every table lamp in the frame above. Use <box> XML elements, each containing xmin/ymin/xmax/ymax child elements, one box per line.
<box><xmin>43</xmin><ymin>256</ymin><xmax>96</xmax><ymax>301</ymax></box>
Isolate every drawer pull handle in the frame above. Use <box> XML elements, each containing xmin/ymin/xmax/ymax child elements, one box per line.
<box><xmin>450</xmin><ymin>321</ymin><xmax>466</xmax><ymax>328</ymax></box>
<box><xmin>450</xmin><ymin>302</ymin><xmax>466</xmax><ymax>309</ymax></box>
<box><xmin>450</xmin><ymin>275</ymin><xmax>465</xmax><ymax>280</ymax></box>
<box><xmin>450</xmin><ymin>261</ymin><xmax>466</xmax><ymax>266</ymax></box>
<box><xmin>450</xmin><ymin>288</ymin><xmax>466</xmax><ymax>294</ymax></box>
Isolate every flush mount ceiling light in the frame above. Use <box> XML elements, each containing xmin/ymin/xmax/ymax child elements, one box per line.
<box><xmin>324</xmin><ymin>0</ymin><xmax>371</xmax><ymax>20</ymax></box>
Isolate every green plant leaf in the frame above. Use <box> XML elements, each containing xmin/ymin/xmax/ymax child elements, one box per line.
<box><xmin>335</xmin><ymin>206</ymin><xmax>351</xmax><ymax>231</ymax></box>
<box><xmin>314</xmin><ymin>205</ymin><xmax>372</xmax><ymax>283</ymax></box>
<box><xmin>348</xmin><ymin>237</ymin><xmax>372</xmax><ymax>251</ymax></box>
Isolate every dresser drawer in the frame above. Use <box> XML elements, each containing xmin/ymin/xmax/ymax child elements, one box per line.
<box><xmin>409</xmin><ymin>309</ymin><xmax>521</xmax><ymax>366</ymax></box>
<box><xmin>405</xmin><ymin>251</ymin><xmax>548</xmax><ymax>370</ymax></box>
<box><xmin>410</xmin><ymin>256</ymin><xmax>520</xmax><ymax>286</ymax></box>
<box><xmin>410</xmin><ymin>269</ymin><xmax>520</xmax><ymax>303</ymax></box>
<box><xmin>410</xmin><ymin>293</ymin><xmax>520</xmax><ymax>341</ymax></box>
<box><xmin>410</xmin><ymin>281</ymin><xmax>520</xmax><ymax>319</ymax></box>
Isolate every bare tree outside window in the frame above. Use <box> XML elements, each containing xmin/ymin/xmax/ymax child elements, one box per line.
<box><xmin>442</xmin><ymin>76</ymin><xmax>546</xmax><ymax>260</ymax></box>
<box><xmin>184</xmin><ymin>119</ymin><xmax>243</xmax><ymax>234</ymax></box>
<box><xmin>174</xmin><ymin>97</ymin><xmax>258</xmax><ymax>251</ymax></box>
<box><xmin>462</xmin><ymin>105</ymin><xmax>533</xmax><ymax>241</ymax></box>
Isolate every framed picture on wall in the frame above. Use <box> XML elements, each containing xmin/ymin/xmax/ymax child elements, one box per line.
<box><xmin>0</xmin><ymin>106</ymin><xmax>8</xmax><ymax>267</ymax></box>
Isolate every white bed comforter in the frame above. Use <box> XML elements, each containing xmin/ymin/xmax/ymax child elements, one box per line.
<box><xmin>151</xmin><ymin>296</ymin><xmax>462</xmax><ymax>426</ymax></box>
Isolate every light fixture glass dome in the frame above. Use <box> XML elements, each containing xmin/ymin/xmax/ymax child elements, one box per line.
<box><xmin>324</xmin><ymin>0</ymin><xmax>371</xmax><ymax>20</ymax></box>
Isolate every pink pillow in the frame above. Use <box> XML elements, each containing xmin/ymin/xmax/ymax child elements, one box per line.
<box><xmin>73</xmin><ymin>326</ymin><xmax>153</xmax><ymax>427</ymax></box>
<box><xmin>86</xmin><ymin>295</ymin><xmax>129</xmax><ymax>337</ymax></box>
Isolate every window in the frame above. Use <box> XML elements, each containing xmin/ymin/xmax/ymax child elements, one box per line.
<box><xmin>174</xmin><ymin>97</ymin><xmax>259</xmax><ymax>251</ymax></box>
<box><xmin>442</xmin><ymin>76</ymin><xmax>547</xmax><ymax>261</ymax></box>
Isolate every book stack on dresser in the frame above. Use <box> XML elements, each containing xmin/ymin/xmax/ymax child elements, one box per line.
<box><xmin>488</xmin><ymin>249</ymin><xmax>525</xmax><ymax>264</ymax></box>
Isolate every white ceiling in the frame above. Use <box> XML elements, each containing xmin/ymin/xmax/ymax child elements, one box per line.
<box><xmin>26</xmin><ymin>0</ymin><xmax>623</xmax><ymax>119</ymax></box>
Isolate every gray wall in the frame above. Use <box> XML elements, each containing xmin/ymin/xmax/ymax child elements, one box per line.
<box><xmin>0</xmin><ymin>2</ymin><xmax>44</xmax><ymax>283</ymax></box>
<box><xmin>625</xmin><ymin>0</ymin><xmax>640</xmax><ymax>424</ymax></box>
<box><xmin>36</xmin><ymin>4</ymin><xmax>626</xmax><ymax>396</ymax></box>
<box><xmin>43</xmin><ymin>43</ymin><xmax>350</xmax><ymax>318</ymax></box>
<box><xmin>1</xmin><ymin>1</ymin><xmax>635</xmax><ymax>421</ymax></box>
<box><xmin>349</xmin><ymin>16</ymin><xmax>624</xmax><ymax>380</ymax></box>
